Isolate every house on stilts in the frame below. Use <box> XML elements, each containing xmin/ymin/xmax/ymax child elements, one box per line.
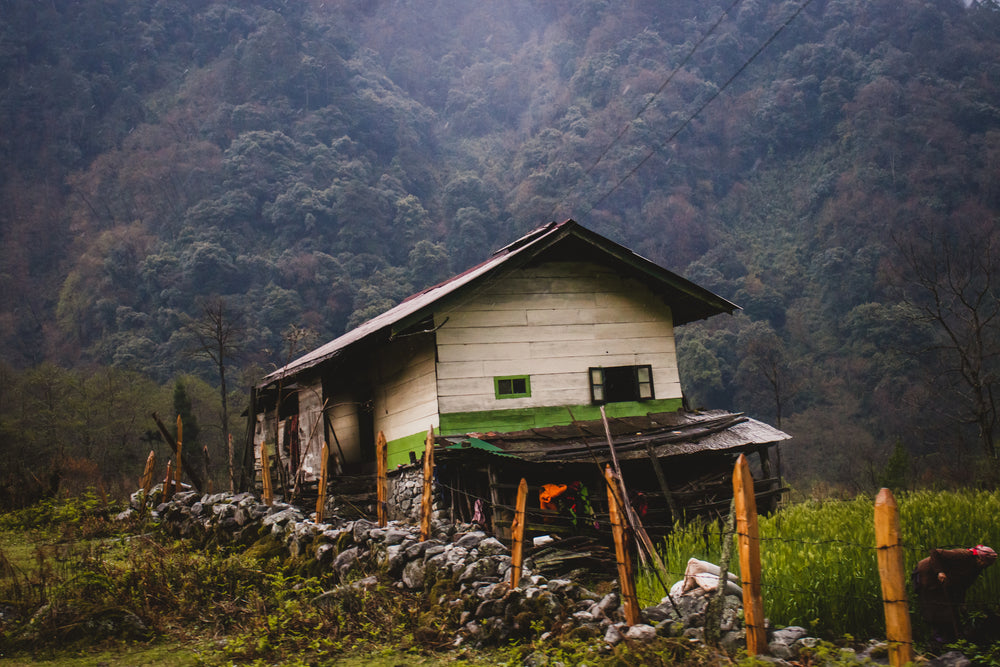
<box><xmin>248</xmin><ymin>219</ymin><xmax>790</xmax><ymax>541</ymax></box>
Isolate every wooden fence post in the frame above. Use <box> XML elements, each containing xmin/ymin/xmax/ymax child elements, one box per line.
<box><xmin>315</xmin><ymin>441</ymin><xmax>329</xmax><ymax>522</ymax></box>
<box><xmin>260</xmin><ymin>440</ymin><xmax>273</xmax><ymax>505</ymax></box>
<box><xmin>420</xmin><ymin>427</ymin><xmax>434</xmax><ymax>541</ymax></box>
<box><xmin>510</xmin><ymin>478</ymin><xmax>528</xmax><ymax>588</ymax></box>
<box><xmin>606</xmin><ymin>465</ymin><xmax>640</xmax><ymax>625</ymax></box>
<box><xmin>733</xmin><ymin>454</ymin><xmax>766</xmax><ymax>655</ymax></box>
<box><xmin>376</xmin><ymin>430</ymin><xmax>388</xmax><ymax>527</ymax></box>
<box><xmin>163</xmin><ymin>460</ymin><xmax>174</xmax><ymax>500</ymax></box>
<box><xmin>874</xmin><ymin>488</ymin><xmax>914</xmax><ymax>667</ymax></box>
<box><xmin>228</xmin><ymin>433</ymin><xmax>235</xmax><ymax>494</ymax></box>
<box><xmin>175</xmin><ymin>415</ymin><xmax>183</xmax><ymax>491</ymax></box>
<box><xmin>140</xmin><ymin>450</ymin><xmax>156</xmax><ymax>495</ymax></box>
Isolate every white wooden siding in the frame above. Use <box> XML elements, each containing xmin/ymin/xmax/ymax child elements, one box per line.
<box><xmin>296</xmin><ymin>376</ymin><xmax>325</xmax><ymax>475</ymax></box>
<box><xmin>373</xmin><ymin>335</ymin><xmax>440</xmax><ymax>441</ymax></box>
<box><xmin>435</xmin><ymin>262</ymin><xmax>680</xmax><ymax>414</ymax></box>
<box><xmin>325</xmin><ymin>392</ymin><xmax>362</xmax><ymax>464</ymax></box>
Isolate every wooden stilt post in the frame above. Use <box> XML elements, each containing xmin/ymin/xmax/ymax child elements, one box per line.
<box><xmin>733</xmin><ymin>454</ymin><xmax>766</xmax><ymax>655</ymax></box>
<box><xmin>510</xmin><ymin>478</ymin><xmax>528</xmax><ymax>588</ymax></box>
<box><xmin>376</xmin><ymin>430</ymin><xmax>388</xmax><ymax>527</ymax></box>
<box><xmin>315</xmin><ymin>441</ymin><xmax>330</xmax><ymax>522</ymax></box>
<box><xmin>644</xmin><ymin>441</ymin><xmax>679</xmax><ymax>523</ymax></box>
<box><xmin>606</xmin><ymin>465</ymin><xmax>640</xmax><ymax>626</ymax></box>
<box><xmin>260</xmin><ymin>440</ymin><xmax>273</xmax><ymax>505</ymax></box>
<box><xmin>874</xmin><ymin>488</ymin><xmax>914</xmax><ymax>667</ymax></box>
<box><xmin>174</xmin><ymin>415</ymin><xmax>184</xmax><ymax>491</ymax></box>
<box><xmin>420</xmin><ymin>427</ymin><xmax>434</xmax><ymax>541</ymax></box>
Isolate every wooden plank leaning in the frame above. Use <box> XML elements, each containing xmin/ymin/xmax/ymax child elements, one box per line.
<box><xmin>600</xmin><ymin>406</ymin><xmax>676</xmax><ymax>603</ymax></box>
<box><xmin>315</xmin><ymin>441</ymin><xmax>329</xmax><ymax>522</ymax></box>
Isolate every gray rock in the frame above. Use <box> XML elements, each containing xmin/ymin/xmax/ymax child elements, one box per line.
<box><xmin>642</xmin><ymin>603</ymin><xmax>673</xmax><ymax>624</ymax></box>
<box><xmin>458</xmin><ymin>556</ymin><xmax>501</xmax><ymax>583</ymax></box>
<box><xmin>720</xmin><ymin>629</ymin><xmax>746</xmax><ymax>654</ymax></box>
<box><xmin>454</xmin><ymin>530</ymin><xmax>487</xmax><ymax>550</ymax></box>
<box><xmin>474</xmin><ymin>598</ymin><xmax>505</xmax><ymax>619</ymax></box>
<box><xmin>604</xmin><ymin>622</ymin><xmax>625</xmax><ymax>645</ymax></box>
<box><xmin>129</xmin><ymin>489</ymin><xmax>147</xmax><ymax>510</ymax></box>
<box><xmin>928</xmin><ymin>651</ymin><xmax>972</xmax><ymax>667</ymax></box>
<box><xmin>263</xmin><ymin>507</ymin><xmax>302</xmax><ymax>528</ymax></box>
<box><xmin>315</xmin><ymin>543</ymin><xmax>335</xmax><ymax>563</ymax></box>
<box><xmin>771</xmin><ymin>626</ymin><xmax>808</xmax><ymax>645</ymax></box>
<box><xmin>402</xmin><ymin>559</ymin><xmax>427</xmax><ymax>589</ymax></box>
<box><xmin>173</xmin><ymin>491</ymin><xmax>200</xmax><ymax>506</ymax></box>
<box><xmin>332</xmin><ymin>546</ymin><xmax>361</xmax><ymax>578</ymax></box>
<box><xmin>383</xmin><ymin>528</ymin><xmax>410</xmax><ymax>546</ymax></box>
<box><xmin>624</xmin><ymin>624</ymin><xmax>657</xmax><ymax>642</ymax></box>
<box><xmin>476</xmin><ymin>537</ymin><xmax>508</xmax><ymax>556</ymax></box>
<box><xmin>352</xmin><ymin>519</ymin><xmax>376</xmax><ymax>543</ymax></box>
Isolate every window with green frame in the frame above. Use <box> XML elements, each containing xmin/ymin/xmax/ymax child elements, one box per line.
<box><xmin>589</xmin><ymin>365</ymin><xmax>654</xmax><ymax>404</ymax></box>
<box><xmin>494</xmin><ymin>375</ymin><xmax>531</xmax><ymax>399</ymax></box>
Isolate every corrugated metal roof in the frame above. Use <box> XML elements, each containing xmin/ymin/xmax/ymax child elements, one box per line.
<box><xmin>445</xmin><ymin>410</ymin><xmax>790</xmax><ymax>463</ymax></box>
<box><xmin>259</xmin><ymin>219</ymin><xmax>739</xmax><ymax>387</ymax></box>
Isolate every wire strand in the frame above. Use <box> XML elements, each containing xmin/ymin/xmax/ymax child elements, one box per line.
<box><xmin>570</xmin><ymin>0</ymin><xmax>816</xmax><ymax>219</ymax></box>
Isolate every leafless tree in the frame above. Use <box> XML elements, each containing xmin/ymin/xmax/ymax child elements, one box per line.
<box><xmin>187</xmin><ymin>297</ymin><xmax>244</xmax><ymax>492</ymax></box>
<box><xmin>893</xmin><ymin>216</ymin><xmax>1000</xmax><ymax>482</ymax></box>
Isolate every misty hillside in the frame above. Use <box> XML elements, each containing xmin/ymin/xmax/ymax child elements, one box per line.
<box><xmin>2</xmin><ymin>0</ymin><xmax>999</xmax><ymax>497</ymax></box>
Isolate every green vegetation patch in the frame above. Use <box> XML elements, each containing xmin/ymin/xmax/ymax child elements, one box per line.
<box><xmin>641</xmin><ymin>489</ymin><xmax>1000</xmax><ymax>647</ymax></box>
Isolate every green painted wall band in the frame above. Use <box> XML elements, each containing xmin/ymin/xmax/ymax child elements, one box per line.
<box><xmin>386</xmin><ymin>398</ymin><xmax>683</xmax><ymax>467</ymax></box>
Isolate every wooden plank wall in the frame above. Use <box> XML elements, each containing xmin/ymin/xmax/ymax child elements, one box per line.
<box><xmin>435</xmin><ymin>262</ymin><xmax>682</xmax><ymax>415</ymax></box>
<box><xmin>325</xmin><ymin>392</ymin><xmax>362</xmax><ymax>464</ymax></box>
<box><xmin>295</xmin><ymin>376</ymin><xmax>325</xmax><ymax>476</ymax></box>
<box><xmin>373</xmin><ymin>334</ymin><xmax>440</xmax><ymax>443</ymax></box>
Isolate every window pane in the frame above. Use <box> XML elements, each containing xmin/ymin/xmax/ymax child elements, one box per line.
<box><xmin>593</xmin><ymin>386</ymin><xmax>604</xmax><ymax>401</ymax></box>
<box><xmin>591</xmin><ymin>368</ymin><xmax>604</xmax><ymax>384</ymax></box>
<box><xmin>498</xmin><ymin>379</ymin><xmax>512</xmax><ymax>395</ymax></box>
<box><xmin>638</xmin><ymin>382</ymin><xmax>652</xmax><ymax>399</ymax></box>
<box><xmin>511</xmin><ymin>377</ymin><xmax>527</xmax><ymax>394</ymax></box>
<box><xmin>637</xmin><ymin>366</ymin><xmax>650</xmax><ymax>383</ymax></box>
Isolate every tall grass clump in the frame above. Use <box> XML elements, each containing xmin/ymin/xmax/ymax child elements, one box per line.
<box><xmin>642</xmin><ymin>489</ymin><xmax>1000</xmax><ymax>640</ymax></box>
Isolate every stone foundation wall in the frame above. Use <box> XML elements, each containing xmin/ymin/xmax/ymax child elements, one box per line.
<box><xmin>386</xmin><ymin>465</ymin><xmax>444</xmax><ymax>524</ymax></box>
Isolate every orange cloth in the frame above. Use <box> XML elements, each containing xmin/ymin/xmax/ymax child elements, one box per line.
<box><xmin>539</xmin><ymin>483</ymin><xmax>567</xmax><ymax>511</ymax></box>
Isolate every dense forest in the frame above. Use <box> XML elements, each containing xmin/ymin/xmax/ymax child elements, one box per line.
<box><xmin>1</xmin><ymin>0</ymin><xmax>999</xmax><ymax>505</ymax></box>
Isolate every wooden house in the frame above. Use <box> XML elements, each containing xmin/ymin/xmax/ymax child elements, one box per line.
<box><xmin>249</xmin><ymin>220</ymin><xmax>789</xmax><ymax>534</ymax></box>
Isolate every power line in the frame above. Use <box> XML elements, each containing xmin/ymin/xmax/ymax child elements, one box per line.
<box><xmin>580</xmin><ymin>0</ymin><xmax>744</xmax><ymax>181</ymax></box>
<box><xmin>569</xmin><ymin>0</ymin><xmax>816</xmax><ymax>219</ymax></box>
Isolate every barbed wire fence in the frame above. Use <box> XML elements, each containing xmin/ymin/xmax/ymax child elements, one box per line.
<box><xmin>428</xmin><ymin>468</ymin><xmax>999</xmax><ymax>653</ymax></box>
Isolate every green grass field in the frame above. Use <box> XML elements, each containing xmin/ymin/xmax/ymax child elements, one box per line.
<box><xmin>639</xmin><ymin>489</ymin><xmax>1000</xmax><ymax>641</ymax></box>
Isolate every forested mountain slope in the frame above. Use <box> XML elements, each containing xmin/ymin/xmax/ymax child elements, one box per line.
<box><xmin>2</xmin><ymin>0</ymin><xmax>999</xmax><ymax>498</ymax></box>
